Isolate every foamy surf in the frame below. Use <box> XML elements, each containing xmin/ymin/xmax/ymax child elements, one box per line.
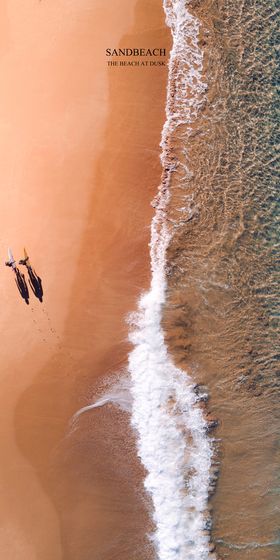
<box><xmin>128</xmin><ymin>1</ymin><xmax>215</xmax><ymax>559</ymax></box>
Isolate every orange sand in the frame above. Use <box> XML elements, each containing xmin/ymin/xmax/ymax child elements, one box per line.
<box><xmin>0</xmin><ymin>1</ymin><xmax>171</xmax><ymax>558</ymax></box>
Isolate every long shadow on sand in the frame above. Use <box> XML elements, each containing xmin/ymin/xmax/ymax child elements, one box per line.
<box><xmin>27</xmin><ymin>266</ymin><xmax>43</xmax><ymax>303</ymax></box>
<box><xmin>14</xmin><ymin>268</ymin><xmax>30</xmax><ymax>305</ymax></box>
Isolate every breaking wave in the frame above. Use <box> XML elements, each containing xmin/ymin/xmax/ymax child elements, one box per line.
<box><xmin>127</xmin><ymin>1</ymin><xmax>215</xmax><ymax>559</ymax></box>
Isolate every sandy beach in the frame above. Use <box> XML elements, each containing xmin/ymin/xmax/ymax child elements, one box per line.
<box><xmin>0</xmin><ymin>1</ymin><xmax>171</xmax><ymax>558</ymax></box>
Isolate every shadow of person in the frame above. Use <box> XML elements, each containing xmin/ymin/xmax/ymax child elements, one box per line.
<box><xmin>27</xmin><ymin>266</ymin><xmax>43</xmax><ymax>303</ymax></box>
<box><xmin>14</xmin><ymin>268</ymin><xmax>30</xmax><ymax>305</ymax></box>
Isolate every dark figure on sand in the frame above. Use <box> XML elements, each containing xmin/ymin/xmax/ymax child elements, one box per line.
<box><xmin>5</xmin><ymin>260</ymin><xmax>16</xmax><ymax>270</ymax></box>
<box><xmin>5</xmin><ymin>262</ymin><xmax>13</xmax><ymax>268</ymax></box>
<box><xmin>19</xmin><ymin>255</ymin><xmax>43</xmax><ymax>303</ymax></box>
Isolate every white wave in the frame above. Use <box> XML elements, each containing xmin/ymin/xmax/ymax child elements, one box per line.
<box><xmin>128</xmin><ymin>1</ymin><xmax>215</xmax><ymax>559</ymax></box>
<box><xmin>72</xmin><ymin>376</ymin><xmax>132</xmax><ymax>423</ymax></box>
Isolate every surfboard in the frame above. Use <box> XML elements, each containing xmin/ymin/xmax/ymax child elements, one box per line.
<box><xmin>23</xmin><ymin>247</ymin><xmax>31</xmax><ymax>266</ymax></box>
<box><xmin>7</xmin><ymin>248</ymin><xmax>16</xmax><ymax>268</ymax></box>
<box><xmin>8</xmin><ymin>248</ymin><xmax>15</xmax><ymax>264</ymax></box>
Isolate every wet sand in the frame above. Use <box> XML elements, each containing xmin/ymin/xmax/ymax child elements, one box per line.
<box><xmin>0</xmin><ymin>1</ymin><xmax>171</xmax><ymax>558</ymax></box>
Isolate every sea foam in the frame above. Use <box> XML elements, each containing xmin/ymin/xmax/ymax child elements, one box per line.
<box><xmin>128</xmin><ymin>1</ymin><xmax>215</xmax><ymax>559</ymax></box>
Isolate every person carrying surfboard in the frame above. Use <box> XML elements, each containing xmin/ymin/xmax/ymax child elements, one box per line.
<box><xmin>5</xmin><ymin>248</ymin><xmax>17</xmax><ymax>270</ymax></box>
<box><xmin>18</xmin><ymin>248</ymin><xmax>43</xmax><ymax>302</ymax></box>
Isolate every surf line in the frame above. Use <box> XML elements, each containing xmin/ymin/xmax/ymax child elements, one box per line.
<box><xmin>127</xmin><ymin>2</ymin><xmax>216</xmax><ymax>560</ymax></box>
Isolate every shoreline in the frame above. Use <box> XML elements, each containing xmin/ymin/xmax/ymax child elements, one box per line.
<box><xmin>128</xmin><ymin>2</ymin><xmax>216</xmax><ymax>559</ymax></box>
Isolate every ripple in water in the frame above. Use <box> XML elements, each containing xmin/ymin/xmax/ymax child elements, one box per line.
<box><xmin>163</xmin><ymin>0</ymin><xmax>279</xmax><ymax>558</ymax></box>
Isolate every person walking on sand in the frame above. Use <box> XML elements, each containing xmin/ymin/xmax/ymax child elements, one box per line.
<box><xmin>19</xmin><ymin>248</ymin><xmax>43</xmax><ymax>303</ymax></box>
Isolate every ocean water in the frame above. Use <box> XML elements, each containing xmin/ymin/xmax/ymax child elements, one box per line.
<box><xmin>162</xmin><ymin>0</ymin><xmax>280</xmax><ymax>558</ymax></box>
<box><xmin>85</xmin><ymin>0</ymin><xmax>279</xmax><ymax>558</ymax></box>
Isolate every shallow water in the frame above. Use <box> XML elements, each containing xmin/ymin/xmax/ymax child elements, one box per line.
<box><xmin>163</xmin><ymin>0</ymin><xmax>279</xmax><ymax>557</ymax></box>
